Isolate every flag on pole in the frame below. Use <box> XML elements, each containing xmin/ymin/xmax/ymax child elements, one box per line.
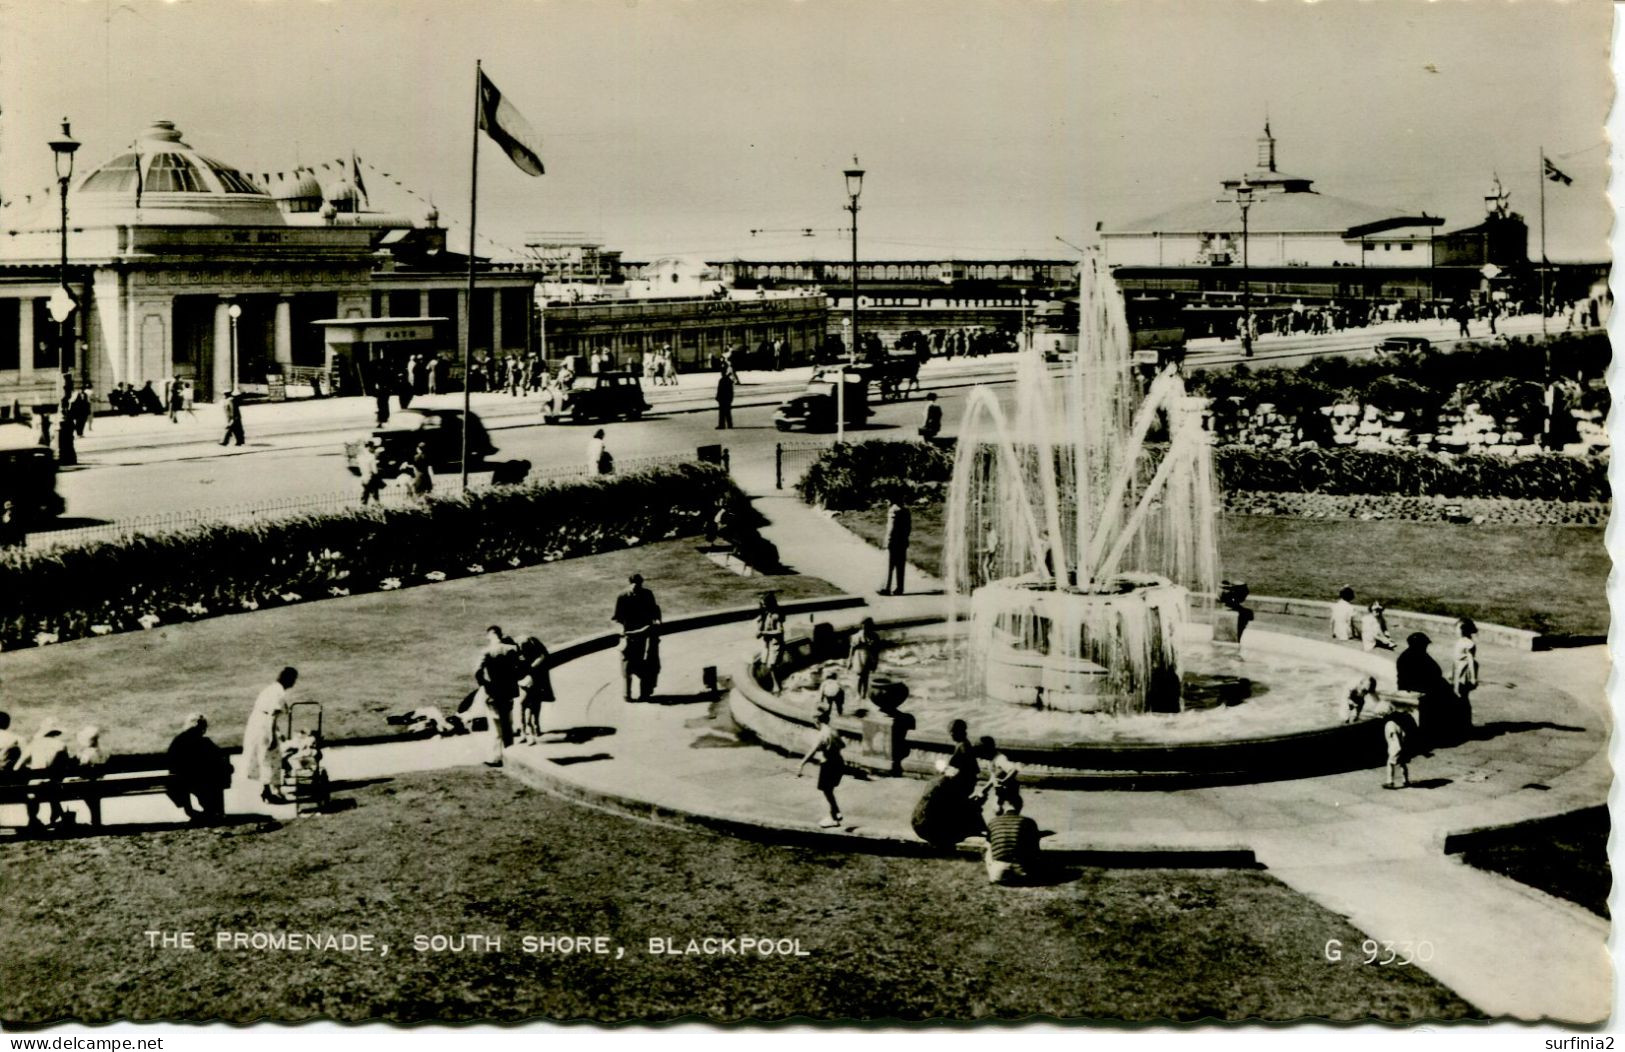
<box><xmin>477</xmin><ymin>71</ymin><xmax>545</xmax><ymax>176</ymax></box>
<box><xmin>351</xmin><ymin>152</ymin><xmax>369</xmax><ymax>205</ymax></box>
<box><xmin>1543</xmin><ymin>157</ymin><xmax>1573</xmax><ymax>185</ymax></box>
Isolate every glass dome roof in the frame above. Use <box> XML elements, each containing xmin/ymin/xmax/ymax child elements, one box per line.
<box><xmin>68</xmin><ymin>121</ymin><xmax>285</xmax><ymax>226</ymax></box>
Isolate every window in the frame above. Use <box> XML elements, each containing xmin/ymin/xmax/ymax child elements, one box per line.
<box><xmin>145</xmin><ymin>152</ymin><xmax>208</xmax><ymax>193</ymax></box>
<box><xmin>1401</xmin><ymin>243</ymin><xmax>1414</xmax><ymax>252</ymax></box>
<box><xmin>80</xmin><ymin>153</ymin><xmax>141</xmax><ymax>193</ymax></box>
<box><xmin>0</xmin><ymin>300</ymin><xmax>18</xmax><ymax>370</ymax></box>
<box><xmin>202</xmin><ymin>157</ymin><xmax>263</xmax><ymax>194</ymax></box>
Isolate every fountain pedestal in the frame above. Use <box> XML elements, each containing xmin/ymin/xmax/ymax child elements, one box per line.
<box><xmin>969</xmin><ymin>574</ymin><xmax>1186</xmax><ymax>715</ymax></box>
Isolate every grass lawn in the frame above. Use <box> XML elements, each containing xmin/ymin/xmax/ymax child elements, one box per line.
<box><xmin>0</xmin><ymin>540</ymin><xmax>838</xmax><ymax>756</ymax></box>
<box><xmin>838</xmin><ymin>505</ymin><xmax>1608</xmax><ymax>638</ymax></box>
<box><xmin>0</xmin><ymin>768</ymin><xmax>1481</xmax><ymax>1024</ymax></box>
<box><xmin>1453</xmin><ymin>806</ymin><xmax>1611</xmax><ymax>919</ymax></box>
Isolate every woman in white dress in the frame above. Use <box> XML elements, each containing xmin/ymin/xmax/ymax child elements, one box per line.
<box><xmin>243</xmin><ymin>667</ymin><xmax>297</xmax><ymax>804</ymax></box>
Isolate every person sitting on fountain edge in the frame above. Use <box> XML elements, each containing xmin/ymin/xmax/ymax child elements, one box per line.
<box><xmin>983</xmin><ymin>798</ymin><xmax>1041</xmax><ymax>885</ymax></box>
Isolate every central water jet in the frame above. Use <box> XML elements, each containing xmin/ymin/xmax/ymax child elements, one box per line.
<box><xmin>943</xmin><ymin>254</ymin><xmax>1218</xmax><ymax>715</ymax></box>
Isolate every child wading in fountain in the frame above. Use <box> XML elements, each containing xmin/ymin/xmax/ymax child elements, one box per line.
<box><xmin>1383</xmin><ymin>714</ymin><xmax>1410</xmax><ymax>789</ymax></box>
<box><xmin>816</xmin><ymin>667</ymin><xmax>845</xmax><ymax>720</ymax></box>
<box><xmin>796</xmin><ymin>712</ymin><xmax>846</xmax><ymax>827</ymax></box>
<box><xmin>848</xmin><ymin>618</ymin><xmax>882</xmax><ymax>700</ymax></box>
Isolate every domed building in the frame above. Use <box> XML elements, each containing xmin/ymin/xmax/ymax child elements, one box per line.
<box><xmin>0</xmin><ymin>121</ymin><xmax>538</xmax><ymax>409</ymax></box>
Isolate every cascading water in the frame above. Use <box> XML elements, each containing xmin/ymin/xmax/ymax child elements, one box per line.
<box><xmin>942</xmin><ymin>253</ymin><xmax>1219</xmax><ymax>714</ymax></box>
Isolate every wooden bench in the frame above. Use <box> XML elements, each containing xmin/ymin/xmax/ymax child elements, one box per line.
<box><xmin>0</xmin><ymin>754</ymin><xmax>173</xmax><ymax>829</ymax></box>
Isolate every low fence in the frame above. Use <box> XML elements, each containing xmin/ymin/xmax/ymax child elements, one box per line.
<box><xmin>27</xmin><ymin>453</ymin><xmax>695</xmax><ymax>551</ymax></box>
<box><xmin>774</xmin><ymin>439</ymin><xmax>835</xmax><ymax>489</ymax></box>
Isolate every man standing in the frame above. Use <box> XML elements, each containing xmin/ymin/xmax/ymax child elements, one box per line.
<box><xmin>220</xmin><ymin>390</ymin><xmax>245</xmax><ymax>447</ymax></box>
<box><xmin>881</xmin><ymin>498</ymin><xmax>912</xmax><ymax>596</ymax></box>
<box><xmin>612</xmin><ymin>573</ymin><xmax>662</xmax><ymax>702</ymax></box>
<box><xmin>474</xmin><ymin>626</ymin><xmax>521</xmax><ymax>752</ymax></box>
<box><xmin>166</xmin><ymin>378</ymin><xmax>185</xmax><ymax>423</ymax></box>
<box><xmin>715</xmin><ymin>366</ymin><xmax>735</xmax><ymax>429</ymax></box>
<box><xmin>919</xmin><ymin>392</ymin><xmax>942</xmax><ymax>441</ymax></box>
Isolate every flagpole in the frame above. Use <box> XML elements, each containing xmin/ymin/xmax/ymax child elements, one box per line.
<box><xmin>463</xmin><ymin>59</ymin><xmax>481</xmax><ymax>493</ymax></box>
<box><xmin>1538</xmin><ymin>147</ymin><xmax>1548</xmax><ymax>341</ymax></box>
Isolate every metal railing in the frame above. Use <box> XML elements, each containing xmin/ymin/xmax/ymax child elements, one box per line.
<box><xmin>26</xmin><ymin>453</ymin><xmax>697</xmax><ymax>551</ymax></box>
<box><xmin>775</xmin><ymin>439</ymin><xmax>836</xmax><ymax>490</ymax></box>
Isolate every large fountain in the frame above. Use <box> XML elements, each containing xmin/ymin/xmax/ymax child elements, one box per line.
<box><xmin>942</xmin><ymin>254</ymin><xmax>1218</xmax><ymax>715</ymax></box>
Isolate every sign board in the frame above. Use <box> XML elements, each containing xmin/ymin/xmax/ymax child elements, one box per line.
<box><xmin>266</xmin><ymin>374</ymin><xmax>287</xmax><ymax>402</ymax></box>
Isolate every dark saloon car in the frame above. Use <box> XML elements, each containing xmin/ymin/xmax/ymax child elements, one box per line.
<box><xmin>344</xmin><ymin>408</ymin><xmax>497</xmax><ymax>478</ymax></box>
<box><xmin>773</xmin><ymin>368</ymin><xmax>872</xmax><ymax>432</ymax></box>
<box><xmin>543</xmin><ymin>371</ymin><xmax>650</xmax><ymax>424</ymax></box>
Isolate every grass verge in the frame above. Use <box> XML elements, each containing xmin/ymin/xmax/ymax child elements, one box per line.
<box><xmin>836</xmin><ymin>504</ymin><xmax>1608</xmax><ymax>638</ymax></box>
<box><xmin>0</xmin><ymin>768</ymin><xmax>1481</xmax><ymax>1024</ymax></box>
<box><xmin>1452</xmin><ymin>806</ymin><xmax>1611</xmax><ymax>919</ymax></box>
<box><xmin>0</xmin><ymin>540</ymin><xmax>838</xmax><ymax>755</ymax></box>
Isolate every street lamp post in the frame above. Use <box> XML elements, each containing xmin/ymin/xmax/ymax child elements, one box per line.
<box><xmin>1021</xmin><ymin>288</ymin><xmax>1030</xmax><ymax>353</ymax></box>
<box><xmin>48</xmin><ymin>119</ymin><xmax>81</xmax><ymax>388</ymax></box>
<box><xmin>840</xmin><ymin>160</ymin><xmax>864</xmax><ymax>445</ymax></box>
<box><xmin>1235</xmin><ymin>179</ymin><xmax>1254</xmax><ymax>358</ymax></box>
<box><xmin>227</xmin><ymin>303</ymin><xmax>243</xmax><ymax>392</ymax></box>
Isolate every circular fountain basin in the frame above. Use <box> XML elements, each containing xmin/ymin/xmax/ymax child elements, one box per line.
<box><xmin>729</xmin><ymin>614</ymin><xmax>1398</xmax><ymax>787</ymax></box>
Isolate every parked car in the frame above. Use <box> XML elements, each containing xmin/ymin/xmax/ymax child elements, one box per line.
<box><xmin>0</xmin><ymin>427</ymin><xmax>64</xmax><ymax>526</ymax></box>
<box><xmin>344</xmin><ymin>408</ymin><xmax>497</xmax><ymax>478</ymax></box>
<box><xmin>773</xmin><ymin>368</ymin><xmax>872</xmax><ymax>432</ymax></box>
<box><xmin>543</xmin><ymin>371</ymin><xmax>650</xmax><ymax>423</ymax></box>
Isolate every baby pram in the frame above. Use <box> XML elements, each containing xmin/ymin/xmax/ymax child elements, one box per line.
<box><xmin>279</xmin><ymin>700</ymin><xmax>330</xmax><ymax>814</ymax></box>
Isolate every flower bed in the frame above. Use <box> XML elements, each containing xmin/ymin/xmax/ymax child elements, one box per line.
<box><xmin>0</xmin><ymin>462</ymin><xmax>747</xmax><ymax>651</ymax></box>
<box><xmin>794</xmin><ymin>439</ymin><xmax>1609</xmax><ymax>511</ymax></box>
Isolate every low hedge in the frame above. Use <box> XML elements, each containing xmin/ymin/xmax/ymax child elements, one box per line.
<box><xmin>795</xmin><ymin>439</ymin><xmax>955</xmax><ymax>510</ymax></box>
<box><xmin>1</xmin><ymin>462</ymin><xmax>755</xmax><ymax>651</ymax></box>
<box><xmin>794</xmin><ymin>439</ymin><xmax>1609</xmax><ymax>511</ymax></box>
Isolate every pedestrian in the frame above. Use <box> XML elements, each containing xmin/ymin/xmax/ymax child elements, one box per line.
<box><xmin>55</xmin><ymin>401</ymin><xmax>76</xmax><ymax>467</ymax></box>
<box><xmin>1450</xmin><ymin>616</ymin><xmax>1479</xmax><ymax>737</ymax></box>
<box><xmin>611</xmin><ymin>573</ymin><xmax>662</xmax><ymax>702</ymax></box>
<box><xmin>165</xmin><ymin>713</ymin><xmax>232</xmax><ymax>823</ymax></box>
<box><xmin>407</xmin><ymin>442</ymin><xmax>433</xmax><ymax>499</ymax></box>
<box><xmin>166</xmin><ymin>378</ymin><xmax>185</xmax><ymax>423</ymax></box>
<box><xmin>473</xmin><ymin>626</ymin><xmax>521</xmax><ymax>754</ymax></box>
<box><xmin>356</xmin><ymin>439</ymin><xmax>384</xmax><ymax>505</ymax></box>
<box><xmin>1360</xmin><ymin>601</ymin><xmax>1396</xmax><ymax>651</ymax></box>
<box><xmin>1383</xmin><ymin>714</ymin><xmax>1410</xmax><ymax>789</ymax></box>
<box><xmin>755</xmin><ymin>591</ymin><xmax>785</xmax><ymax>692</ymax></box>
<box><xmin>219</xmin><ymin>390</ymin><xmax>245</xmax><ymax>447</ymax></box>
<box><xmin>20</xmin><ymin>722</ymin><xmax>71</xmax><ymax>829</ymax></box>
<box><xmin>37</xmin><ymin>410</ymin><xmax>52</xmax><ymax>449</ymax></box>
<box><xmin>796</xmin><ymin>711</ymin><xmax>846</xmax><ymax>828</ymax></box>
<box><xmin>983</xmin><ymin>800</ymin><xmax>1042</xmax><ymax>885</ymax></box>
<box><xmin>974</xmin><ymin>736</ymin><xmax>1022</xmax><ymax>816</ymax></box>
<box><xmin>73</xmin><ymin>725</ymin><xmax>107</xmax><ymax>827</ymax></box>
<box><xmin>516</xmin><ymin>636</ymin><xmax>554</xmax><ymax>743</ymax></box>
<box><xmin>1330</xmin><ymin>586</ymin><xmax>1358</xmax><ymax>642</ymax></box>
<box><xmin>426</xmin><ymin>355</ymin><xmax>441</xmax><ymax>395</ymax></box>
<box><xmin>371</xmin><ymin>358</ymin><xmax>392</xmax><ymax>425</ymax></box>
<box><xmin>588</xmin><ymin>428</ymin><xmax>613</xmax><ymax>475</ymax></box>
<box><xmin>1344</xmin><ymin>674</ymin><xmax>1379</xmax><ymax>724</ymax></box>
<box><xmin>918</xmin><ymin>392</ymin><xmax>942</xmax><ymax>440</ymax></box>
<box><xmin>880</xmin><ymin>497</ymin><xmax>912</xmax><ymax>595</ymax></box>
<box><xmin>848</xmin><ymin>617</ymin><xmax>882</xmax><ymax>700</ymax></box>
<box><xmin>71</xmin><ymin>387</ymin><xmax>92</xmax><ymax>435</ymax></box>
<box><xmin>243</xmin><ymin>666</ymin><xmax>296</xmax><ymax>805</ymax></box>
<box><xmin>910</xmin><ymin>719</ymin><xmax>984</xmax><ymax>848</ymax></box>
<box><xmin>715</xmin><ymin>365</ymin><xmax>735</xmax><ymax>429</ymax></box>
<box><xmin>405</xmin><ymin>354</ymin><xmax>418</xmax><ymax>395</ymax></box>
<box><xmin>0</xmin><ymin>500</ymin><xmax>24</xmax><ymax>549</ymax></box>
<box><xmin>816</xmin><ymin>667</ymin><xmax>846</xmax><ymax>720</ymax></box>
<box><xmin>0</xmin><ymin>712</ymin><xmax>20</xmax><ymax>771</ymax></box>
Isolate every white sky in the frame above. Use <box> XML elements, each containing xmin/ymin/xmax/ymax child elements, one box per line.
<box><xmin>0</xmin><ymin>0</ymin><xmax>1612</xmax><ymax>262</ymax></box>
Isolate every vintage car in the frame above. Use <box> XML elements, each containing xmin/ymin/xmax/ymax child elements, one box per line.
<box><xmin>344</xmin><ymin>408</ymin><xmax>497</xmax><ymax>478</ymax></box>
<box><xmin>0</xmin><ymin>425</ymin><xmax>65</xmax><ymax>525</ymax></box>
<box><xmin>542</xmin><ymin>371</ymin><xmax>650</xmax><ymax>423</ymax></box>
<box><xmin>1374</xmin><ymin>336</ymin><xmax>1432</xmax><ymax>358</ymax></box>
<box><xmin>773</xmin><ymin>368</ymin><xmax>872</xmax><ymax>432</ymax></box>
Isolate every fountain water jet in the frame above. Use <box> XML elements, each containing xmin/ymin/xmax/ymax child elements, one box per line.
<box><xmin>943</xmin><ymin>254</ymin><xmax>1219</xmax><ymax>714</ymax></box>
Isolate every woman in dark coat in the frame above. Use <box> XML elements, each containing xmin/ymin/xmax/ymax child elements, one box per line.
<box><xmin>166</xmin><ymin>713</ymin><xmax>233</xmax><ymax>822</ymax></box>
<box><xmin>911</xmin><ymin>719</ymin><xmax>984</xmax><ymax>848</ymax></box>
